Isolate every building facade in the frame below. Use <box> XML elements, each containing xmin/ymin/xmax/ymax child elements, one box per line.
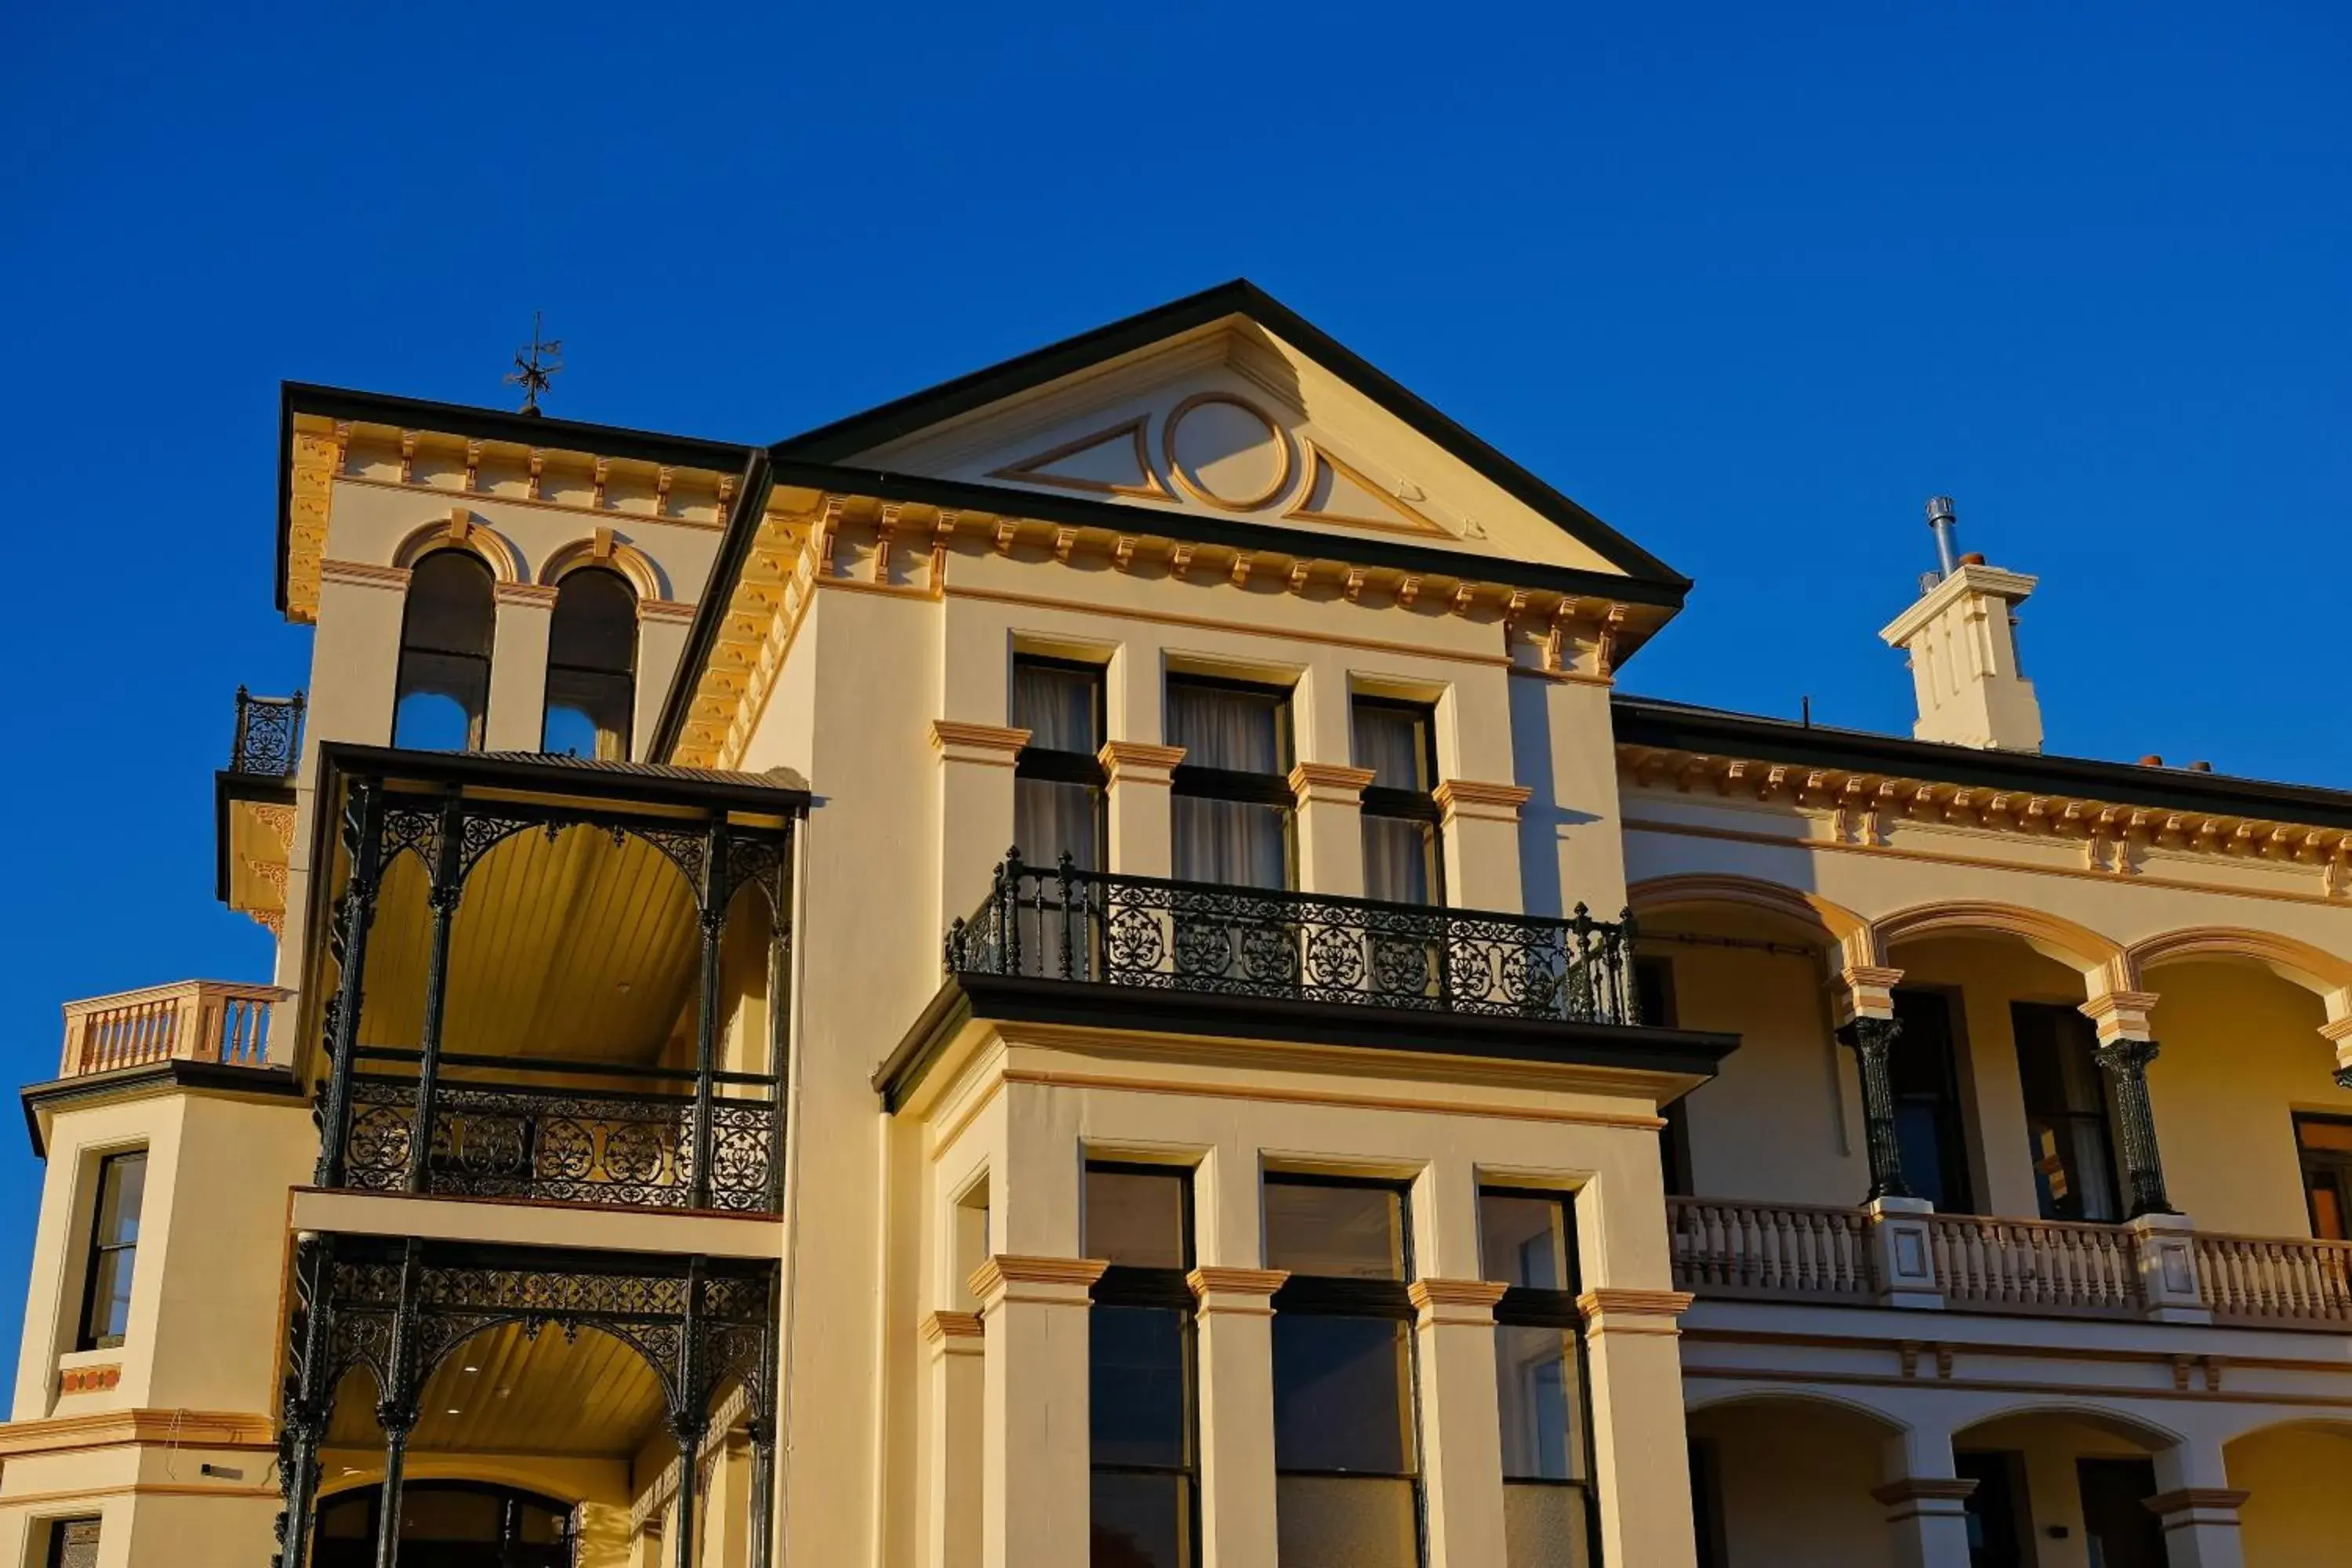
<box><xmin>6</xmin><ymin>282</ymin><xmax>2350</xmax><ymax>1568</ymax></box>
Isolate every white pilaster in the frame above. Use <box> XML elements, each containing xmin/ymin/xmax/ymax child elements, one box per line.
<box><xmin>970</xmin><ymin>1256</ymin><xmax>1106</xmax><ymax>1568</ymax></box>
<box><xmin>1287</xmin><ymin>763</ymin><xmax>1373</xmax><ymax>898</ymax></box>
<box><xmin>1186</xmin><ymin>1267</ymin><xmax>1287</xmax><ymax>1568</ymax></box>
<box><xmin>1409</xmin><ymin>1279</ymin><xmax>1510</xmax><ymax>1568</ymax></box>
<box><xmin>1101</xmin><ymin>742</ymin><xmax>1184</xmax><ymax>879</ymax></box>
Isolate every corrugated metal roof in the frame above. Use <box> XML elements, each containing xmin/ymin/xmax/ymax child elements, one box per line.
<box><xmin>463</xmin><ymin>752</ymin><xmax>809</xmax><ymax>793</ymax></box>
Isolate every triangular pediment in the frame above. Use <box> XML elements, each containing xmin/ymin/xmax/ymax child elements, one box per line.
<box><xmin>773</xmin><ymin>283</ymin><xmax>1684</xmax><ymax>588</ymax></box>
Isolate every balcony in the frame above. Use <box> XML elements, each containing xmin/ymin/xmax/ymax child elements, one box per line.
<box><xmin>880</xmin><ymin>854</ymin><xmax>1737</xmax><ymax>1108</ymax></box>
<box><xmin>58</xmin><ymin>979</ymin><xmax>281</xmax><ymax>1076</ymax></box>
<box><xmin>1668</xmin><ymin>1195</ymin><xmax>2352</xmax><ymax>1332</ymax></box>
<box><xmin>228</xmin><ymin>686</ymin><xmax>305</xmax><ymax>778</ymax></box>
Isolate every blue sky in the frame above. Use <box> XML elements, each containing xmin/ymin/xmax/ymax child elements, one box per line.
<box><xmin>1</xmin><ymin>4</ymin><xmax>2343</xmax><ymax>1364</ymax></box>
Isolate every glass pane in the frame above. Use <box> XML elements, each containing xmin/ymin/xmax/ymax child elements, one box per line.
<box><xmin>1087</xmin><ymin>1168</ymin><xmax>1189</xmax><ymax>1269</ymax></box>
<box><xmin>2027</xmin><ymin>1115</ymin><xmax>2120</xmax><ymax>1223</ymax></box>
<box><xmin>85</xmin><ymin>1248</ymin><xmax>134</xmax><ymax>1345</ymax></box>
<box><xmin>546</xmin><ymin>568</ymin><xmax>636</xmax><ymax>673</ymax></box>
<box><xmin>1018</xmin><ymin>777</ymin><xmax>1102</xmax><ymax>872</ymax></box>
<box><xmin>1091</xmin><ymin>1471</ymin><xmax>1192</xmax><ymax>1568</ymax></box>
<box><xmin>2312</xmin><ymin>1182</ymin><xmax>2347</xmax><ymax>1240</ymax></box>
<box><xmin>1274</xmin><ymin>1474</ymin><xmax>1417</xmax><ymax>1568</ymax></box>
<box><xmin>394</xmin><ymin>652</ymin><xmax>488</xmax><ymax>750</ymax></box>
<box><xmin>400</xmin><ymin>1486</ymin><xmax>502</xmax><ymax>1541</ymax></box>
<box><xmin>2014</xmin><ymin>1004</ymin><xmax>2107</xmax><ymax>1118</ymax></box>
<box><xmin>1016</xmin><ymin>662</ymin><xmax>1102</xmax><ymax>754</ymax></box>
<box><xmin>2299</xmin><ymin>1119</ymin><xmax>2352</xmax><ymax>1154</ymax></box>
<box><xmin>50</xmin><ymin>1519</ymin><xmax>102</xmax><ymax>1568</ymax></box>
<box><xmin>319</xmin><ymin>1494</ymin><xmax>372</xmax><ymax>1538</ymax></box>
<box><xmin>1265</xmin><ymin>1182</ymin><xmax>1404</xmax><ymax>1280</ymax></box>
<box><xmin>1495</xmin><ymin>1324</ymin><xmax>1587</xmax><ymax>1480</ymax></box>
<box><xmin>1361</xmin><ymin>815</ymin><xmax>1435</xmax><ymax>905</ymax></box>
<box><xmin>1272</xmin><ymin>1315</ymin><xmax>1414</xmax><ymax>1474</ymax></box>
<box><xmin>1504</xmin><ymin>1482</ymin><xmax>1596</xmax><ymax>1568</ymax></box>
<box><xmin>96</xmin><ymin>1154</ymin><xmax>145</xmax><ymax>1247</ymax></box>
<box><xmin>1091</xmin><ymin>1305</ymin><xmax>1192</xmax><ymax>1468</ymax></box>
<box><xmin>402</xmin><ymin>553</ymin><xmax>495</xmax><ymax>656</ymax></box>
<box><xmin>1171</xmin><ymin>796</ymin><xmax>1288</xmax><ymax>889</ymax></box>
<box><xmin>1168</xmin><ymin>681</ymin><xmax>1287</xmax><ymax>774</ymax></box>
<box><xmin>1480</xmin><ymin>1192</ymin><xmax>1569</xmax><ymax>1290</ymax></box>
<box><xmin>1352</xmin><ymin>703</ymin><xmax>1430</xmax><ymax>792</ymax></box>
<box><xmin>542</xmin><ymin>668</ymin><xmax>633</xmax><ymax>760</ymax></box>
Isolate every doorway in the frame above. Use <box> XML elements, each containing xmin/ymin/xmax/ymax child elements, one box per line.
<box><xmin>2077</xmin><ymin>1457</ymin><xmax>2166</xmax><ymax>1568</ymax></box>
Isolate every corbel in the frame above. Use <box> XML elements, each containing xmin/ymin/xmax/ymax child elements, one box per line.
<box><xmin>2171</xmin><ymin>1354</ymin><xmax>2195</xmax><ymax>1392</ymax></box>
<box><xmin>1287</xmin><ymin>561</ymin><xmax>1313</xmax><ymax>593</ymax></box>
<box><xmin>1897</xmin><ymin>1341</ymin><xmax>1922</xmax><ymax>1379</ymax></box>
<box><xmin>1053</xmin><ymin>526</ymin><xmax>1079</xmax><ymax>563</ymax></box>
<box><xmin>1595</xmin><ymin>602</ymin><xmax>1629</xmax><ymax>677</ymax></box>
<box><xmin>1944</xmin><ymin>788</ymin><xmax>1976</xmax><ymax>825</ymax></box>
<box><xmin>1543</xmin><ymin>604</ymin><xmax>1572</xmax><ymax>672</ymax></box>
<box><xmin>655</xmin><ymin>465</ymin><xmax>675</xmax><ymax>514</ymax></box>
<box><xmin>993</xmin><ymin>519</ymin><xmax>1020</xmax><ymax>554</ymax></box>
<box><xmin>399</xmin><ymin>430</ymin><xmax>420</xmax><ymax>485</ymax></box>
<box><xmin>1910</xmin><ymin>783</ymin><xmax>1940</xmax><ymax>818</ymax></box>
<box><xmin>592</xmin><ymin>457</ymin><xmax>612</xmax><ymax>510</ymax></box>
<box><xmin>526</xmin><ymin>448</ymin><xmax>546</xmax><ymax>500</ymax></box>
<box><xmin>2268</xmin><ymin>825</ymin><xmax>2297</xmax><ymax>859</ymax></box>
<box><xmin>1450</xmin><ymin>583</ymin><xmax>1477</xmax><ymax>615</ymax></box>
<box><xmin>1632</xmin><ymin>752</ymin><xmax>1670</xmax><ymax>789</ymax></box>
<box><xmin>1983</xmin><ymin>793</ymin><xmax>2016</xmax><ymax>830</ymax></box>
<box><xmin>463</xmin><ymin>439</ymin><xmax>484</xmax><ymax>492</ymax></box>
<box><xmin>1675</xmin><ymin>755</ymin><xmax>1712</xmax><ymax>793</ymax></box>
<box><xmin>1113</xmin><ymin>535</ymin><xmax>1138</xmax><ymax>572</ymax></box>
<box><xmin>875</xmin><ymin>505</ymin><xmax>906</xmax><ymax>580</ymax></box>
<box><xmin>1396</xmin><ymin>574</ymin><xmax>1422</xmax><ymax>608</ymax></box>
<box><xmin>1758</xmin><ymin>764</ymin><xmax>1789</xmax><ymax>801</ymax></box>
<box><xmin>1170</xmin><ymin>543</ymin><xmax>1196</xmax><ymax>579</ymax></box>
<box><xmin>717</xmin><ymin>474</ymin><xmax>739</xmax><ymax>511</ymax></box>
<box><xmin>2195</xmin><ymin>818</ymin><xmax>2223</xmax><ymax>852</ymax></box>
<box><xmin>1343</xmin><ymin>568</ymin><xmax>1366</xmax><ymax>602</ymax></box>
<box><xmin>1230</xmin><ymin>553</ymin><xmax>1254</xmax><ymax>588</ymax></box>
<box><xmin>1798</xmin><ymin>770</ymin><xmax>1835</xmax><ymax>808</ymax></box>
<box><xmin>1719</xmin><ymin>760</ymin><xmax>1750</xmax><ymax>798</ymax></box>
<box><xmin>2230</xmin><ymin>823</ymin><xmax>2257</xmax><ymax>855</ymax></box>
<box><xmin>2022</xmin><ymin>797</ymin><xmax>2051</xmax><ymax>831</ymax></box>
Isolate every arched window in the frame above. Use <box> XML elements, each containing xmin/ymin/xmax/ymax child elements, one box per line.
<box><xmin>315</xmin><ymin>1481</ymin><xmax>572</xmax><ymax>1567</ymax></box>
<box><xmin>542</xmin><ymin>567</ymin><xmax>637</xmax><ymax>760</ymax></box>
<box><xmin>393</xmin><ymin>551</ymin><xmax>495</xmax><ymax>751</ymax></box>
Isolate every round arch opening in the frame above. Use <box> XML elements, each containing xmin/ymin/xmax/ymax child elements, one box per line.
<box><xmin>315</xmin><ymin>1479</ymin><xmax>574</xmax><ymax>1566</ymax></box>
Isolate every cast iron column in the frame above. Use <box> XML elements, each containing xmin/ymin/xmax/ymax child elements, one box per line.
<box><xmin>689</xmin><ymin>823</ymin><xmax>728</xmax><ymax>1210</ymax></box>
<box><xmin>274</xmin><ymin>1235</ymin><xmax>338</xmax><ymax>1568</ymax></box>
<box><xmin>1840</xmin><ymin>1017</ymin><xmax>1915</xmax><ymax>1202</ymax></box>
<box><xmin>747</xmin><ymin>1289</ymin><xmax>782</xmax><ymax>1568</ymax></box>
<box><xmin>406</xmin><ymin>793</ymin><xmax>466</xmax><ymax>1193</ymax></box>
<box><xmin>670</xmin><ymin>1258</ymin><xmax>710</xmax><ymax>1568</ymax></box>
<box><xmin>318</xmin><ymin>782</ymin><xmax>387</xmax><ymax>1188</ymax></box>
<box><xmin>2094</xmin><ymin>1037</ymin><xmax>2176</xmax><ymax>1217</ymax></box>
<box><xmin>372</xmin><ymin>1240</ymin><xmax>424</xmax><ymax>1568</ymax></box>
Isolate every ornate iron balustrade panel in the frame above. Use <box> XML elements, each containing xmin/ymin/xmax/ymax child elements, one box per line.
<box><xmin>230</xmin><ymin>687</ymin><xmax>305</xmax><ymax>777</ymax></box>
<box><xmin>340</xmin><ymin>1074</ymin><xmax>779</xmax><ymax>1213</ymax></box>
<box><xmin>946</xmin><ymin>854</ymin><xmax>1640</xmax><ymax>1026</ymax></box>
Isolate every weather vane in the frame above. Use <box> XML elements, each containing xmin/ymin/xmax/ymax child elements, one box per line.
<box><xmin>505</xmin><ymin>311</ymin><xmax>563</xmax><ymax>415</ymax></box>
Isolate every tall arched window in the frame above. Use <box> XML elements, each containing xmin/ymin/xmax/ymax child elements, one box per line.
<box><xmin>542</xmin><ymin>567</ymin><xmax>637</xmax><ymax>760</ymax></box>
<box><xmin>393</xmin><ymin>550</ymin><xmax>496</xmax><ymax>751</ymax></box>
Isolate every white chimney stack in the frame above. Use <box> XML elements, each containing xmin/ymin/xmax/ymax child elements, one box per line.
<box><xmin>1878</xmin><ymin>497</ymin><xmax>2044</xmax><ymax>752</ymax></box>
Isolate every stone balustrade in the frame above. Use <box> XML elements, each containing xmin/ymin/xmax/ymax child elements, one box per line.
<box><xmin>58</xmin><ymin>980</ymin><xmax>282</xmax><ymax>1076</ymax></box>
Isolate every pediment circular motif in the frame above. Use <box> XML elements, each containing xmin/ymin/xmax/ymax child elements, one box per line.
<box><xmin>1161</xmin><ymin>392</ymin><xmax>1294</xmax><ymax>512</ymax></box>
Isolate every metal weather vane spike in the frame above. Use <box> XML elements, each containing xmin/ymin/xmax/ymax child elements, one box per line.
<box><xmin>505</xmin><ymin>310</ymin><xmax>563</xmax><ymax>415</ymax></box>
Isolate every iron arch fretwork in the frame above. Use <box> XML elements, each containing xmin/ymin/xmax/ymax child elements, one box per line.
<box><xmin>274</xmin><ymin>1236</ymin><xmax>776</xmax><ymax>1568</ymax></box>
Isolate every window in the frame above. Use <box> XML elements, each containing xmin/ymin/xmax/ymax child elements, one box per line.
<box><xmin>1481</xmin><ymin>1189</ymin><xmax>1599</xmax><ymax>1568</ymax></box>
<box><xmin>1087</xmin><ymin>1163</ymin><xmax>1199</xmax><ymax>1568</ymax></box>
<box><xmin>1889</xmin><ymin>989</ymin><xmax>1976</xmax><ymax>1213</ymax></box>
<box><xmin>393</xmin><ymin>551</ymin><xmax>495</xmax><ymax>750</ymax></box>
<box><xmin>1636</xmin><ymin>958</ymin><xmax>1693</xmax><ymax>1195</ymax></box>
<box><xmin>1168</xmin><ymin>677</ymin><xmax>1294</xmax><ymax>890</ymax></box>
<box><xmin>1266</xmin><ymin>1175</ymin><xmax>1420</xmax><ymax>1568</ymax></box>
<box><xmin>541</xmin><ymin>568</ymin><xmax>637</xmax><ymax>760</ymax></box>
<box><xmin>312</xmin><ymin>1482</ymin><xmax>572</xmax><ymax>1568</ymax></box>
<box><xmin>2296</xmin><ymin>1114</ymin><xmax>2352</xmax><ymax>1240</ymax></box>
<box><xmin>78</xmin><ymin>1151</ymin><xmax>145</xmax><ymax>1352</ymax></box>
<box><xmin>1014</xmin><ymin>657</ymin><xmax>1107</xmax><ymax>873</ymax></box>
<box><xmin>2011</xmin><ymin>1003</ymin><xmax>2122</xmax><ymax>1222</ymax></box>
<box><xmin>42</xmin><ymin>1519</ymin><xmax>100</xmax><ymax>1568</ymax></box>
<box><xmin>1352</xmin><ymin>698</ymin><xmax>1442</xmax><ymax>905</ymax></box>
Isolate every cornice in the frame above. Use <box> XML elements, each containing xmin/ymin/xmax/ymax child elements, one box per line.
<box><xmin>1408</xmin><ymin>1277</ymin><xmax>1510</xmax><ymax>1325</ymax></box>
<box><xmin>2143</xmin><ymin>1488</ymin><xmax>2252</xmax><ymax>1518</ymax></box>
<box><xmin>919</xmin><ymin>1309</ymin><xmax>985</xmax><ymax>1345</ymax></box>
<box><xmin>1870</xmin><ymin>1477</ymin><xmax>1980</xmax><ymax>1507</ymax></box>
<box><xmin>932</xmin><ymin>720</ymin><xmax>1033</xmax><ymax>768</ymax></box>
<box><xmin>492</xmin><ymin>580</ymin><xmax>561</xmax><ymax>608</ymax></box>
<box><xmin>639</xmin><ymin>597</ymin><xmax>699</xmax><ymax>625</ymax></box>
<box><xmin>318</xmin><ymin>557</ymin><xmax>411</xmax><ymax>592</ymax></box>
<box><xmin>1577</xmin><ymin>1287</ymin><xmax>1694</xmax><ymax>1336</ymax></box>
<box><xmin>1100</xmin><ymin>740</ymin><xmax>1187</xmax><ymax>786</ymax></box>
<box><xmin>1186</xmin><ymin>1266</ymin><xmax>1290</xmax><ymax>1314</ymax></box>
<box><xmin>967</xmin><ymin>1254</ymin><xmax>1108</xmax><ymax>1308</ymax></box>
<box><xmin>1289</xmin><ymin>762</ymin><xmax>1375</xmax><ymax>807</ymax></box>
<box><xmin>1435</xmin><ymin>779</ymin><xmax>1534</xmax><ymax>824</ymax></box>
<box><xmin>0</xmin><ymin>1408</ymin><xmax>276</xmax><ymax>1457</ymax></box>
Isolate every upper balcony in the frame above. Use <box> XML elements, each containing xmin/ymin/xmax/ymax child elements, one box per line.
<box><xmin>216</xmin><ymin>687</ymin><xmax>306</xmax><ymax>938</ymax></box>
<box><xmin>296</xmin><ymin>743</ymin><xmax>808</xmax><ymax>1218</ymax></box>
<box><xmin>879</xmin><ymin>851</ymin><xmax>1738</xmax><ymax>1107</ymax></box>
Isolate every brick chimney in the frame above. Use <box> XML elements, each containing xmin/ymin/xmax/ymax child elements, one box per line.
<box><xmin>1878</xmin><ymin>497</ymin><xmax>2044</xmax><ymax>752</ymax></box>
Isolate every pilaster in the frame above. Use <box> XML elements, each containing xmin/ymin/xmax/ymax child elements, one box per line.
<box><xmin>969</xmin><ymin>1256</ymin><xmax>1106</xmax><ymax>1568</ymax></box>
<box><xmin>1101</xmin><ymin>742</ymin><xmax>1185</xmax><ymax>879</ymax></box>
<box><xmin>920</xmin><ymin>1310</ymin><xmax>986</xmax><ymax>1568</ymax></box>
<box><xmin>2144</xmin><ymin>1490</ymin><xmax>2250</xmax><ymax>1568</ymax></box>
<box><xmin>1407</xmin><ymin>1279</ymin><xmax>1510</xmax><ymax>1568</ymax></box>
<box><xmin>1870</xmin><ymin>1477</ymin><xmax>1977</xmax><ymax>1568</ymax></box>
<box><xmin>485</xmin><ymin>580</ymin><xmax>558</xmax><ymax>751</ymax></box>
<box><xmin>1575</xmin><ymin>1287</ymin><xmax>1698</xmax><ymax>1568</ymax></box>
<box><xmin>1433</xmin><ymin>779</ymin><xmax>1531</xmax><ymax>912</ymax></box>
<box><xmin>932</xmin><ymin>721</ymin><xmax>1029</xmax><ymax>931</ymax></box>
<box><xmin>1186</xmin><ymin>1268</ymin><xmax>1287</xmax><ymax>1568</ymax></box>
<box><xmin>1287</xmin><ymin>763</ymin><xmax>1374</xmax><ymax>898</ymax></box>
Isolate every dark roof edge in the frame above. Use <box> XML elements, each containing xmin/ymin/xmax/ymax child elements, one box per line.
<box><xmin>650</xmin><ymin>449</ymin><xmax>773</xmax><ymax>762</ymax></box>
<box><xmin>22</xmin><ymin>1062</ymin><xmax>303</xmax><ymax>1157</ymax></box>
<box><xmin>317</xmin><ymin>738</ymin><xmax>809</xmax><ymax>816</ymax></box>
<box><xmin>770</xmin><ymin>279</ymin><xmax>1691</xmax><ymax>590</ymax></box>
<box><xmin>275</xmin><ymin>382</ymin><xmax>757</xmax><ymax>615</ymax></box>
<box><xmin>876</xmin><ymin>972</ymin><xmax>1739</xmax><ymax>1112</ymax></box>
<box><xmin>1613</xmin><ymin>696</ymin><xmax>2352</xmax><ymax>831</ymax></box>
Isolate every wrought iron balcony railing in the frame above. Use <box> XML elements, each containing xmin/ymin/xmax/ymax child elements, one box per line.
<box><xmin>945</xmin><ymin>851</ymin><xmax>1642</xmax><ymax>1025</ymax></box>
<box><xmin>230</xmin><ymin>686</ymin><xmax>305</xmax><ymax>777</ymax></box>
<box><xmin>332</xmin><ymin>1049</ymin><xmax>782</xmax><ymax>1214</ymax></box>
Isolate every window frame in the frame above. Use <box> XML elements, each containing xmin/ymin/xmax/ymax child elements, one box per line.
<box><xmin>2009</xmin><ymin>1000</ymin><xmax>2125</xmax><ymax>1225</ymax></box>
<box><xmin>1012</xmin><ymin>655</ymin><xmax>1109</xmax><ymax>869</ymax></box>
<box><xmin>1352</xmin><ymin>695</ymin><xmax>1445</xmax><ymax>906</ymax></box>
<box><xmin>2294</xmin><ymin>1112</ymin><xmax>2352</xmax><ymax>1240</ymax></box>
<box><xmin>1889</xmin><ymin>987</ymin><xmax>1979</xmax><ymax>1214</ymax></box>
<box><xmin>1480</xmin><ymin>1185</ymin><xmax>1604</xmax><ymax>1568</ymax></box>
<box><xmin>539</xmin><ymin>565</ymin><xmax>640</xmax><ymax>761</ymax></box>
<box><xmin>1264</xmin><ymin>1171</ymin><xmax>1426</xmax><ymax>1566</ymax></box>
<box><xmin>392</xmin><ymin>549</ymin><xmax>496</xmax><ymax>752</ymax></box>
<box><xmin>1167</xmin><ymin>673</ymin><xmax>1298</xmax><ymax>889</ymax></box>
<box><xmin>42</xmin><ymin>1516</ymin><xmax>101</xmax><ymax>1568</ymax></box>
<box><xmin>1085</xmin><ymin>1159</ymin><xmax>1201</xmax><ymax>1568</ymax></box>
<box><xmin>76</xmin><ymin>1149</ymin><xmax>146</xmax><ymax>1353</ymax></box>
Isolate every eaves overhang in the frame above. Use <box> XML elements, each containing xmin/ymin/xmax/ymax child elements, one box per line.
<box><xmin>873</xmin><ymin>971</ymin><xmax>1741</xmax><ymax>1114</ymax></box>
<box><xmin>1613</xmin><ymin>697</ymin><xmax>2352</xmax><ymax>833</ymax></box>
<box><xmin>213</xmin><ymin>769</ymin><xmax>297</xmax><ymax>909</ymax></box>
<box><xmin>22</xmin><ymin>1061</ymin><xmax>303</xmax><ymax>1158</ymax></box>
